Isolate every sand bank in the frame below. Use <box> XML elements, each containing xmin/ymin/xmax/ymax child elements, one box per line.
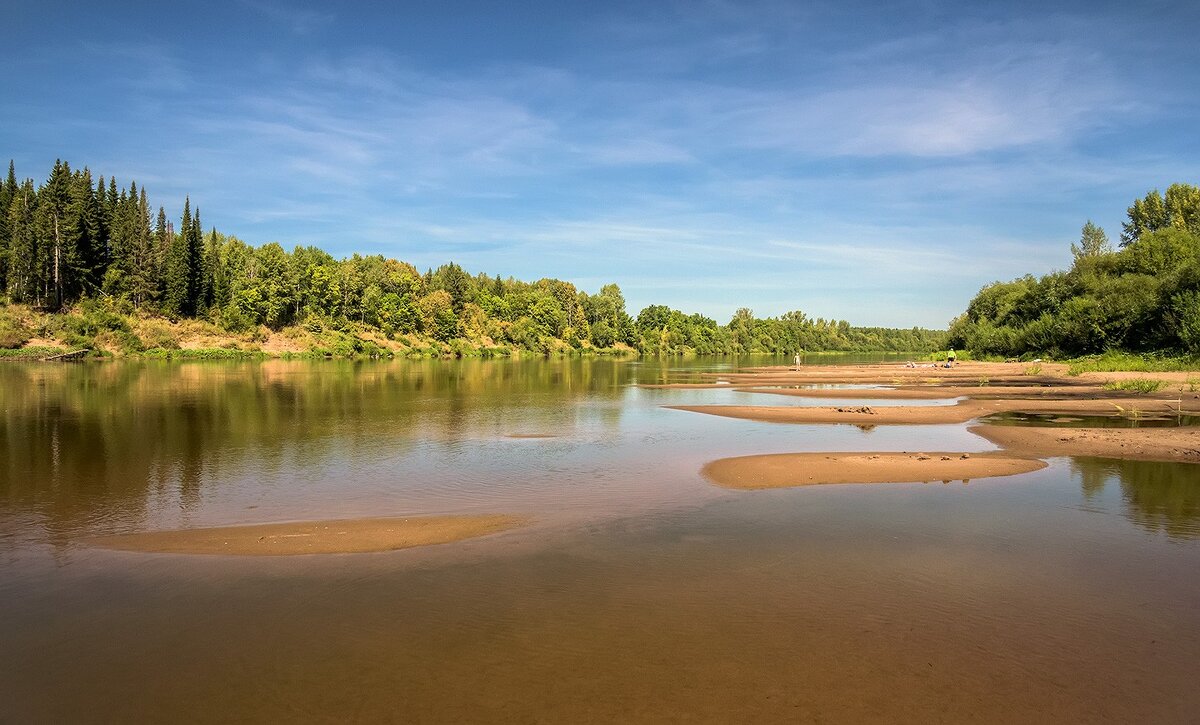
<box><xmin>971</xmin><ymin>425</ymin><xmax>1200</xmax><ymax>464</ymax></box>
<box><xmin>742</xmin><ymin>384</ymin><xmax>1111</xmax><ymax>400</ymax></box>
<box><xmin>702</xmin><ymin>451</ymin><xmax>1047</xmax><ymax>489</ymax></box>
<box><xmin>90</xmin><ymin>514</ymin><xmax>526</xmax><ymax>556</ymax></box>
<box><xmin>668</xmin><ymin>397</ymin><xmax>1180</xmax><ymax>426</ymax></box>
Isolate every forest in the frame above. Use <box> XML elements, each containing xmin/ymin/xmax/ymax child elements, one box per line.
<box><xmin>0</xmin><ymin>159</ymin><xmax>944</xmax><ymax>357</ymax></box>
<box><xmin>948</xmin><ymin>183</ymin><xmax>1200</xmax><ymax>358</ymax></box>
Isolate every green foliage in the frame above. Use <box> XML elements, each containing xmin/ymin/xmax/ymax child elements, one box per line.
<box><xmin>1103</xmin><ymin>378</ymin><xmax>1165</xmax><ymax>393</ymax></box>
<box><xmin>0</xmin><ymin>307</ymin><xmax>32</xmax><ymax>348</ymax></box>
<box><xmin>0</xmin><ymin>345</ymin><xmax>66</xmax><ymax>358</ymax></box>
<box><xmin>1</xmin><ymin>158</ymin><xmax>952</xmax><ymax>359</ymax></box>
<box><xmin>953</xmin><ymin>185</ymin><xmax>1200</xmax><ymax>359</ymax></box>
<box><xmin>1067</xmin><ymin>352</ymin><xmax>1200</xmax><ymax>375</ymax></box>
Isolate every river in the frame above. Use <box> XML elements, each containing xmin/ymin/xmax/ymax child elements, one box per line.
<box><xmin>1</xmin><ymin>357</ymin><xmax>1197</xmax><ymax>722</ymax></box>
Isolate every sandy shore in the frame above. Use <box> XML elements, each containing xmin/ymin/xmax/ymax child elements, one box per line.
<box><xmin>668</xmin><ymin>396</ymin><xmax>1183</xmax><ymax>426</ymax></box>
<box><xmin>90</xmin><ymin>515</ymin><xmax>527</xmax><ymax>556</ymax></box>
<box><xmin>971</xmin><ymin>425</ymin><xmax>1200</xmax><ymax>463</ymax></box>
<box><xmin>703</xmin><ymin>451</ymin><xmax>1047</xmax><ymax>489</ymax></box>
<box><xmin>669</xmin><ymin>362</ymin><xmax>1200</xmax><ymax>483</ymax></box>
<box><xmin>645</xmin><ymin>360</ymin><xmax>1200</xmax><ymax>389</ymax></box>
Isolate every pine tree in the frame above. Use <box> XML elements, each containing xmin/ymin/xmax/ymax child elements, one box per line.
<box><xmin>127</xmin><ymin>187</ymin><xmax>156</xmax><ymax>308</ymax></box>
<box><xmin>189</xmin><ymin>205</ymin><xmax>207</xmax><ymax>313</ymax></box>
<box><xmin>6</xmin><ymin>179</ymin><xmax>38</xmax><ymax>303</ymax></box>
<box><xmin>34</xmin><ymin>160</ymin><xmax>74</xmax><ymax>308</ymax></box>
<box><xmin>0</xmin><ymin>161</ymin><xmax>16</xmax><ymax>293</ymax></box>
<box><xmin>65</xmin><ymin>167</ymin><xmax>105</xmax><ymax>297</ymax></box>
<box><xmin>163</xmin><ymin>198</ymin><xmax>192</xmax><ymax>317</ymax></box>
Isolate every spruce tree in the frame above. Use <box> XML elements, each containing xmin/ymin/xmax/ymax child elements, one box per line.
<box><xmin>6</xmin><ymin>180</ymin><xmax>38</xmax><ymax>303</ymax></box>
<box><xmin>189</xmin><ymin>205</ymin><xmax>207</xmax><ymax>313</ymax></box>
<box><xmin>34</xmin><ymin>160</ymin><xmax>74</xmax><ymax>308</ymax></box>
<box><xmin>0</xmin><ymin>161</ymin><xmax>16</xmax><ymax>292</ymax></box>
<box><xmin>163</xmin><ymin>198</ymin><xmax>192</xmax><ymax>317</ymax></box>
<box><xmin>127</xmin><ymin>187</ymin><xmax>156</xmax><ymax>308</ymax></box>
<box><xmin>65</xmin><ymin>167</ymin><xmax>105</xmax><ymax>297</ymax></box>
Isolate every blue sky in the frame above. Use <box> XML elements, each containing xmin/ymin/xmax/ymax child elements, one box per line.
<box><xmin>5</xmin><ymin>0</ymin><xmax>1199</xmax><ymax>327</ymax></box>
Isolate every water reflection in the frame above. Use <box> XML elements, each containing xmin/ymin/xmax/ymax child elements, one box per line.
<box><xmin>1072</xmin><ymin>457</ymin><xmax>1200</xmax><ymax>539</ymax></box>
<box><xmin>0</xmin><ymin>359</ymin><xmax>634</xmax><ymax>540</ymax></box>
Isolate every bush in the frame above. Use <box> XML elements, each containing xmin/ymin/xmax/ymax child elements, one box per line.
<box><xmin>0</xmin><ymin>319</ymin><xmax>31</xmax><ymax>348</ymax></box>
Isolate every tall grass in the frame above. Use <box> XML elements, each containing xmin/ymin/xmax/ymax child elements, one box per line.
<box><xmin>1102</xmin><ymin>378</ymin><xmax>1166</xmax><ymax>393</ymax></box>
<box><xmin>1068</xmin><ymin>352</ymin><xmax>1200</xmax><ymax>375</ymax></box>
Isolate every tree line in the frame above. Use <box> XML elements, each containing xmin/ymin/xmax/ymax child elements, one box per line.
<box><xmin>949</xmin><ymin>183</ymin><xmax>1200</xmax><ymax>357</ymax></box>
<box><xmin>0</xmin><ymin>159</ymin><xmax>945</xmax><ymax>355</ymax></box>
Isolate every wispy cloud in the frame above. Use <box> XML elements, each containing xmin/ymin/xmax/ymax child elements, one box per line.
<box><xmin>10</xmin><ymin>1</ymin><xmax>1195</xmax><ymax>327</ymax></box>
<box><xmin>238</xmin><ymin>0</ymin><xmax>334</xmax><ymax>35</ymax></box>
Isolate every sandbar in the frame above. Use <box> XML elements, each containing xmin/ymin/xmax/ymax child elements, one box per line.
<box><xmin>668</xmin><ymin>397</ymin><xmax>1180</xmax><ymax>426</ymax></box>
<box><xmin>90</xmin><ymin>514</ymin><xmax>527</xmax><ymax>556</ymax></box>
<box><xmin>702</xmin><ymin>451</ymin><xmax>1047</xmax><ymax>489</ymax></box>
<box><xmin>970</xmin><ymin>425</ymin><xmax>1200</xmax><ymax>464</ymax></box>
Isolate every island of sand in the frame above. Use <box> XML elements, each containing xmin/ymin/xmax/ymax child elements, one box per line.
<box><xmin>703</xmin><ymin>451</ymin><xmax>1047</xmax><ymax>489</ymax></box>
<box><xmin>90</xmin><ymin>514</ymin><xmax>527</xmax><ymax>556</ymax></box>
<box><xmin>656</xmin><ymin>361</ymin><xmax>1200</xmax><ymax>488</ymax></box>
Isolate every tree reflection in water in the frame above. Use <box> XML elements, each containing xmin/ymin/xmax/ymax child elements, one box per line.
<box><xmin>1073</xmin><ymin>457</ymin><xmax>1200</xmax><ymax>539</ymax></box>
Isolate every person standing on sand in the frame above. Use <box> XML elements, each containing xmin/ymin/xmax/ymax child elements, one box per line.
<box><xmin>794</xmin><ymin>352</ymin><xmax>801</xmax><ymax>370</ymax></box>
<box><xmin>948</xmin><ymin>348</ymin><xmax>956</xmax><ymax>365</ymax></box>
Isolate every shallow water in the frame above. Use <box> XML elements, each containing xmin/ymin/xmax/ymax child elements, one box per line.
<box><xmin>2</xmin><ymin>357</ymin><xmax>1198</xmax><ymax>723</ymax></box>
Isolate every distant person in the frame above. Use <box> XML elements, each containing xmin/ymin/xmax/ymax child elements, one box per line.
<box><xmin>947</xmin><ymin>348</ymin><xmax>956</xmax><ymax>366</ymax></box>
<box><xmin>794</xmin><ymin>352</ymin><xmax>801</xmax><ymax>370</ymax></box>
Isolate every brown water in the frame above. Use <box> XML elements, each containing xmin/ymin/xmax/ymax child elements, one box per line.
<box><xmin>2</xmin><ymin>358</ymin><xmax>1198</xmax><ymax>723</ymax></box>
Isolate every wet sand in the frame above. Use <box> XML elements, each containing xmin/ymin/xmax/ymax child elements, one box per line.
<box><xmin>90</xmin><ymin>515</ymin><xmax>527</xmax><ymax>555</ymax></box>
<box><xmin>703</xmin><ymin>451</ymin><xmax>1047</xmax><ymax>489</ymax></box>
<box><xmin>971</xmin><ymin>425</ymin><xmax>1200</xmax><ymax>463</ymax></box>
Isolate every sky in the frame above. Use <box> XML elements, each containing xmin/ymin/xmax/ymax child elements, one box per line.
<box><xmin>4</xmin><ymin>0</ymin><xmax>1199</xmax><ymax>328</ymax></box>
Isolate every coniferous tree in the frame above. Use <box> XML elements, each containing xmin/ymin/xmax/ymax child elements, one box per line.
<box><xmin>0</xmin><ymin>161</ymin><xmax>16</xmax><ymax>292</ymax></box>
<box><xmin>95</xmin><ymin>175</ymin><xmax>108</xmax><ymax>257</ymax></box>
<box><xmin>127</xmin><ymin>188</ymin><xmax>156</xmax><ymax>308</ymax></box>
<box><xmin>162</xmin><ymin>198</ymin><xmax>192</xmax><ymax>317</ymax></box>
<box><xmin>190</xmin><ymin>206</ymin><xmax>208</xmax><ymax>313</ymax></box>
<box><xmin>6</xmin><ymin>179</ymin><xmax>38</xmax><ymax>303</ymax></box>
<box><xmin>33</xmin><ymin>160</ymin><xmax>75</xmax><ymax>308</ymax></box>
<box><xmin>65</xmin><ymin>167</ymin><xmax>105</xmax><ymax>297</ymax></box>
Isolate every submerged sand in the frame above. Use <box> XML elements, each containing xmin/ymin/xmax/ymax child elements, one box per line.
<box><xmin>91</xmin><ymin>514</ymin><xmax>527</xmax><ymax>556</ymax></box>
<box><xmin>703</xmin><ymin>451</ymin><xmax>1047</xmax><ymax>489</ymax></box>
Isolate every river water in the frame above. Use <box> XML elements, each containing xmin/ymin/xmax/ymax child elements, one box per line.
<box><xmin>1</xmin><ymin>358</ymin><xmax>1198</xmax><ymax>723</ymax></box>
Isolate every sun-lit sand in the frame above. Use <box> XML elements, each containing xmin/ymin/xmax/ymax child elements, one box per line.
<box><xmin>703</xmin><ymin>451</ymin><xmax>1047</xmax><ymax>488</ymax></box>
<box><xmin>668</xmin><ymin>396</ymin><xmax>1182</xmax><ymax>426</ymax></box>
<box><xmin>667</xmin><ymin>361</ymin><xmax>1200</xmax><ymax>470</ymax></box>
<box><xmin>90</xmin><ymin>515</ymin><xmax>527</xmax><ymax>556</ymax></box>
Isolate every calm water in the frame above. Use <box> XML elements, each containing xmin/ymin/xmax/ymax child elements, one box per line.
<box><xmin>2</xmin><ymin>358</ymin><xmax>1198</xmax><ymax>723</ymax></box>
